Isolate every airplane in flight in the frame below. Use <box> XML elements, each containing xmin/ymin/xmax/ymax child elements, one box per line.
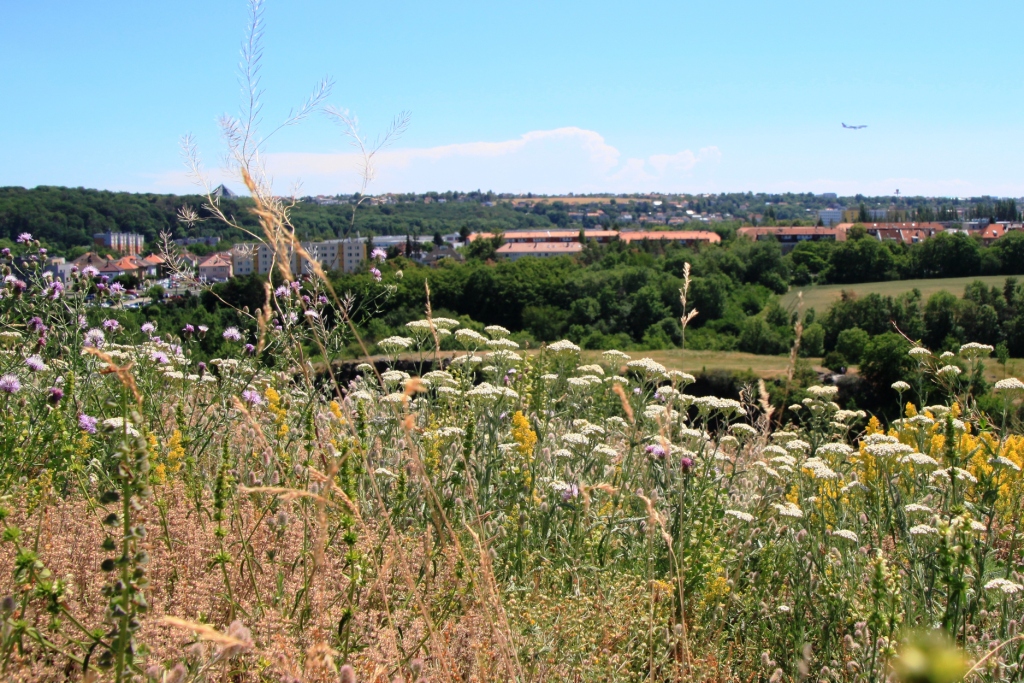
<box><xmin>842</xmin><ymin>123</ymin><xmax>868</xmax><ymax>129</ymax></box>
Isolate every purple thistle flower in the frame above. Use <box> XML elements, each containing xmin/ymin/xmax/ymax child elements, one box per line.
<box><xmin>38</xmin><ymin>248</ymin><xmax>47</xmax><ymax>255</ymax></box>
<box><xmin>680</xmin><ymin>457</ymin><xmax>694</xmax><ymax>473</ymax></box>
<box><xmin>222</xmin><ymin>327</ymin><xmax>242</xmax><ymax>342</ymax></box>
<box><xmin>274</xmin><ymin>285</ymin><xmax>289</xmax><ymax>298</ymax></box>
<box><xmin>198</xmin><ymin>325</ymin><xmax>209</xmax><ymax>336</ymax></box>
<box><xmin>27</xmin><ymin>317</ymin><xmax>47</xmax><ymax>333</ymax></box>
<box><xmin>1</xmin><ymin>248</ymin><xmax>9</xmax><ymax>257</ymax></box>
<box><xmin>182</xmin><ymin>324</ymin><xmax>195</xmax><ymax>335</ymax></box>
<box><xmin>16</xmin><ymin>233</ymin><xmax>32</xmax><ymax>244</ymax></box>
<box><xmin>82</xmin><ymin>265</ymin><xmax>99</xmax><ymax>278</ymax></box>
<box><xmin>244</xmin><ymin>343</ymin><xmax>256</xmax><ymax>355</ymax></box>
<box><xmin>25</xmin><ymin>356</ymin><xmax>46</xmax><ymax>372</ymax></box>
<box><xmin>561</xmin><ymin>483</ymin><xmax>580</xmax><ymax>502</ymax></box>
<box><xmin>100</xmin><ymin>276</ymin><xmax>110</xmax><ymax>284</ymax></box>
<box><xmin>47</xmin><ymin>281</ymin><xmax>64</xmax><ymax>300</ymax></box>
<box><xmin>141</xmin><ymin>322</ymin><xmax>156</xmax><ymax>334</ymax></box>
<box><xmin>78</xmin><ymin>414</ymin><xmax>98</xmax><ymax>434</ymax></box>
<box><xmin>645</xmin><ymin>444</ymin><xmax>666</xmax><ymax>458</ymax></box>
<box><xmin>197</xmin><ymin>362</ymin><xmax>207</xmax><ymax>377</ymax></box>
<box><xmin>47</xmin><ymin>387</ymin><xmax>63</xmax><ymax>405</ymax></box>
<box><xmin>84</xmin><ymin>328</ymin><xmax>105</xmax><ymax>349</ymax></box>
<box><xmin>12</xmin><ymin>280</ymin><xmax>26</xmax><ymax>294</ymax></box>
<box><xmin>289</xmin><ymin>280</ymin><xmax>301</xmax><ymax>292</ymax></box>
<box><xmin>370</xmin><ymin>267</ymin><xmax>382</xmax><ymax>282</ymax></box>
<box><xmin>0</xmin><ymin>374</ymin><xmax>20</xmax><ymax>394</ymax></box>
<box><xmin>109</xmin><ymin>283</ymin><xmax>125</xmax><ymax>295</ymax></box>
<box><xmin>150</xmin><ymin>351</ymin><xmax>170</xmax><ymax>364</ymax></box>
<box><xmin>371</xmin><ymin>247</ymin><xmax>387</xmax><ymax>262</ymax></box>
<box><xmin>78</xmin><ymin>315</ymin><xmax>88</xmax><ymax>329</ymax></box>
<box><xmin>241</xmin><ymin>389</ymin><xmax>263</xmax><ymax>406</ymax></box>
<box><xmin>102</xmin><ymin>319</ymin><xmax>120</xmax><ymax>332</ymax></box>
<box><xmin>318</xmin><ymin>295</ymin><xmax>328</xmax><ymax>305</ymax></box>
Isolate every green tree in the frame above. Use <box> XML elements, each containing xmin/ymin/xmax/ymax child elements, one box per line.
<box><xmin>836</xmin><ymin>327</ymin><xmax>870</xmax><ymax>364</ymax></box>
<box><xmin>859</xmin><ymin>332</ymin><xmax>914</xmax><ymax>392</ymax></box>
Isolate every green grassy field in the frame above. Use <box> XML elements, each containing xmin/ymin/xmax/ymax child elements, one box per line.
<box><xmin>780</xmin><ymin>274</ymin><xmax>1013</xmax><ymax>312</ymax></box>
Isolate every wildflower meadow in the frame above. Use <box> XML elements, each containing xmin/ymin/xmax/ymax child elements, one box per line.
<box><xmin>2</xmin><ymin>227</ymin><xmax>1024</xmax><ymax>682</ymax></box>
<box><xmin>1</xmin><ymin>5</ymin><xmax>1023</xmax><ymax>681</ymax></box>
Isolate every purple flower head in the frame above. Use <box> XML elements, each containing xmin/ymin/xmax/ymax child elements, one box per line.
<box><xmin>560</xmin><ymin>483</ymin><xmax>580</xmax><ymax>502</ymax></box>
<box><xmin>645</xmin><ymin>444</ymin><xmax>666</xmax><ymax>458</ymax></box>
<box><xmin>28</xmin><ymin>317</ymin><xmax>47</xmax><ymax>333</ymax></box>
<box><xmin>198</xmin><ymin>325</ymin><xmax>209</xmax><ymax>335</ymax></box>
<box><xmin>84</xmin><ymin>328</ymin><xmax>105</xmax><ymax>349</ymax></box>
<box><xmin>680</xmin><ymin>457</ymin><xmax>694</xmax><ymax>473</ymax></box>
<box><xmin>1</xmin><ymin>248</ymin><xmax>9</xmax><ymax>257</ymax></box>
<box><xmin>25</xmin><ymin>356</ymin><xmax>46</xmax><ymax>372</ymax></box>
<box><xmin>78</xmin><ymin>315</ymin><xmax>88</xmax><ymax>329</ymax></box>
<box><xmin>318</xmin><ymin>295</ymin><xmax>328</xmax><ymax>305</ymax></box>
<box><xmin>82</xmin><ymin>265</ymin><xmax>99</xmax><ymax>278</ymax></box>
<box><xmin>182</xmin><ymin>324</ymin><xmax>195</xmax><ymax>336</ymax></box>
<box><xmin>16</xmin><ymin>233</ymin><xmax>32</xmax><ymax>244</ymax></box>
<box><xmin>197</xmin><ymin>362</ymin><xmax>207</xmax><ymax>377</ymax></box>
<box><xmin>370</xmin><ymin>267</ymin><xmax>382</xmax><ymax>282</ymax></box>
<box><xmin>109</xmin><ymin>283</ymin><xmax>125</xmax><ymax>295</ymax></box>
<box><xmin>371</xmin><ymin>247</ymin><xmax>387</xmax><ymax>262</ymax></box>
<box><xmin>150</xmin><ymin>351</ymin><xmax>170</xmax><ymax>364</ymax></box>
<box><xmin>95</xmin><ymin>283</ymin><xmax>107</xmax><ymax>292</ymax></box>
<box><xmin>301</xmin><ymin>295</ymin><xmax>311</xmax><ymax>305</ymax></box>
<box><xmin>102</xmin><ymin>319</ymin><xmax>120</xmax><ymax>332</ymax></box>
<box><xmin>141</xmin><ymin>322</ymin><xmax>156</xmax><ymax>334</ymax></box>
<box><xmin>151</xmin><ymin>336</ymin><xmax>161</xmax><ymax>344</ymax></box>
<box><xmin>289</xmin><ymin>280</ymin><xmax>301</xmax><ymax>292</ymax></box>
<box><xmin>38</xmin><ymin>248</ymin><xmax>47</xmax><ymax>256</ymax></box>
<box><xmin>304</xmin><ymin>310</ymin><xmax>319</xmax><ymax>319</ymax></box>
<box><xmin>222</xmin><ymin>327</ymin><xmax>242</xmax><ymax>342</ymax></box>
<box><xmin>0</xmin><ymin>374</ymin><xmax>20</xmax><ymax>394</ymax></box>
<box><xmin>12</xmin><ymin>280</ymin><xmax>26</xmax><ymax>294</ymax></box>
<box><xmin>241</xmin><ymin>389</ymin><xmax>263</xmax><ymax>406</ymax></box>
<box><xmin>274</xmin><ymin>285</ymin><xmax>289</xmax><ymax>298</ymax></box>
<box><xmin>244</xmin><ymin>343</ymin><xmax>256</xmax><ymax>355</ymax></box>
<box><xmin>47</xmin><ymin>387</ymin><xmax>63</xmax><ymax>405</ymax></box>
<box><xmin>78</xmin><ymin>414</ymin><xmax>98</xmax><ymax>434</ymax></box>
<box><xmin>100</xmin><ymin>276</ymin><xmax>110</xmax><ymax>284</ymax></box>
<box><xmin>46</xmin><ymin>281</ymin><xmax>64</xmax><ymax>300</ymax></box>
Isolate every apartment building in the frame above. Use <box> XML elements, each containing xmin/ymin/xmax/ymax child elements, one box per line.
<box><xmin>232</xmin><ymin>237</ymin><xmax>367</xmax><ymax>276</ymax></box>
<box><xmin>736</xmin><ymin>226</ymin><xmax>847</xmax><ymax>253</ymax></box>
<box><xmin>93</xmin><ymin>231</ymin><xmax>145</xmax><ymax>255</ymax></box>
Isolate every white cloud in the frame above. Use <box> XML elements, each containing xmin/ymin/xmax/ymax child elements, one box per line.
<box><xmin>260</xmin><ymin>127</ymin><xmax>719</xmax><ymax>195</ymax></box>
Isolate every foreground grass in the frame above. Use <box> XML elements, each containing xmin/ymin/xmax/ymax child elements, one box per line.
<box><xmin>781</xmin><ymin>274</ymin><xmax>1012</xmax><ymax>312</ymax></box>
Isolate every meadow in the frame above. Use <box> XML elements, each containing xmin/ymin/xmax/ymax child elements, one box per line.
<box><xmin>782</xmin><ymin>276</ymin><xmax>1012</xmax><ymax>314</ymax></box>
<box><xmin>3</xmin><ymin>226</ymin><xmax>1024</xmax><ymax>682</ymax></box>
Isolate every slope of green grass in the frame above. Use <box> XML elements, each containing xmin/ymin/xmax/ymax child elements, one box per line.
<box><xmin>781</xmin><ymin>275</ymin><xmax>1013</xmax><ymax>312</ymax></box>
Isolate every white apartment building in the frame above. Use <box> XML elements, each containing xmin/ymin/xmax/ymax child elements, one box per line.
<box><xmin>231</xmin><ymin>237</ymin><xmax>367</xmax><ymax>276</ymax></box>
<box><xmin>817</xmin><ymin>208</ymin><xmax>843</xmax><ymax>226</ymax></box>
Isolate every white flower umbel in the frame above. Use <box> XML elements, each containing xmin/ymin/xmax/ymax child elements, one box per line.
<box><xmin>985</xmin><ymin>578</ymin><xmax>1023</xmax><ymax>595</ymax></box>
<box><xmin>772</xmin><ymin>502</ymin><xmax>803</xmax><ymax>519</ymax></box>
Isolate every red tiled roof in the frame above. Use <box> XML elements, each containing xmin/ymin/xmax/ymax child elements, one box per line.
<box><xmin>496</xmin><ymin>242</ymin><xmax>584</xmax><ymax>255</ymax></box>
<box><xmin>619</xmin><ymin>230</ymin><xmax>721</xmax><ymax>244</ymax></box>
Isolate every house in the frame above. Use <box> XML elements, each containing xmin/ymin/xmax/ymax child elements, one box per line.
<box><xmin>837</xmin><ymin>222</ymin><xmax>945</xmax><ymax>245</ymax></box>
<box><xmin>198</xmin><ymin>253</ymin><xmax>233</xmax><ymax>282</ymax></box>
<box><xmin>618</xmin><ymin>230</ymin><xmax>722</xmax><ymax>246</ymax></box>
<box><xmin>416</xmin><ymin>243</ymin><xmax>465</xmax><ymax>266</ymax></box>
<box><xmin>736</xmin><ymin>226</ymin><xmax>846</xmax><ymax>253</ymax></box>
<box><xmin>142</xmin><ymin>254</ymin><xmax>167</xmax><ymax>276</ymax></box>
<box><xmin>495</xmin><ymin>242</ymin><xmax>584</xmax><ymax>261</ymax></box>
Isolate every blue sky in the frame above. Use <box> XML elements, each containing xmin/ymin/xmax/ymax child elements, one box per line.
<box><xmin>2</xmin><ymin>0</ymin><xmax>1023</xmax><ymax>197</ymax></box>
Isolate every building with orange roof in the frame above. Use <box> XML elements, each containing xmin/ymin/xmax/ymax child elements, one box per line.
<box><xmin>197</xmin><ymin>253</ymin><xmax>233</xmax><ymax>282</ymax></box>
<box><xmin>618</xmin><ymin>230</ymin><xmax>721</xmax><ymax>246</ymax></box>
<box><xmin>495</xmin><ymin>242</ymin><xmax>583</xmax><ymax>261</ymax></box>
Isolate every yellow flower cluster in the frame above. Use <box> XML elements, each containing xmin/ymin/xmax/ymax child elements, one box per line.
<box><xmin>266</xmin><ymin>387</ymin><xmax>289</xmax><ymax>438</ymax></box>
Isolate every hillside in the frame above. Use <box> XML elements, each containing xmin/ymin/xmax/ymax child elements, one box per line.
<box><xmin>781</xmin><ymin>274</ymin><xmax>1016</xmax><ymax>312</ymax></box>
